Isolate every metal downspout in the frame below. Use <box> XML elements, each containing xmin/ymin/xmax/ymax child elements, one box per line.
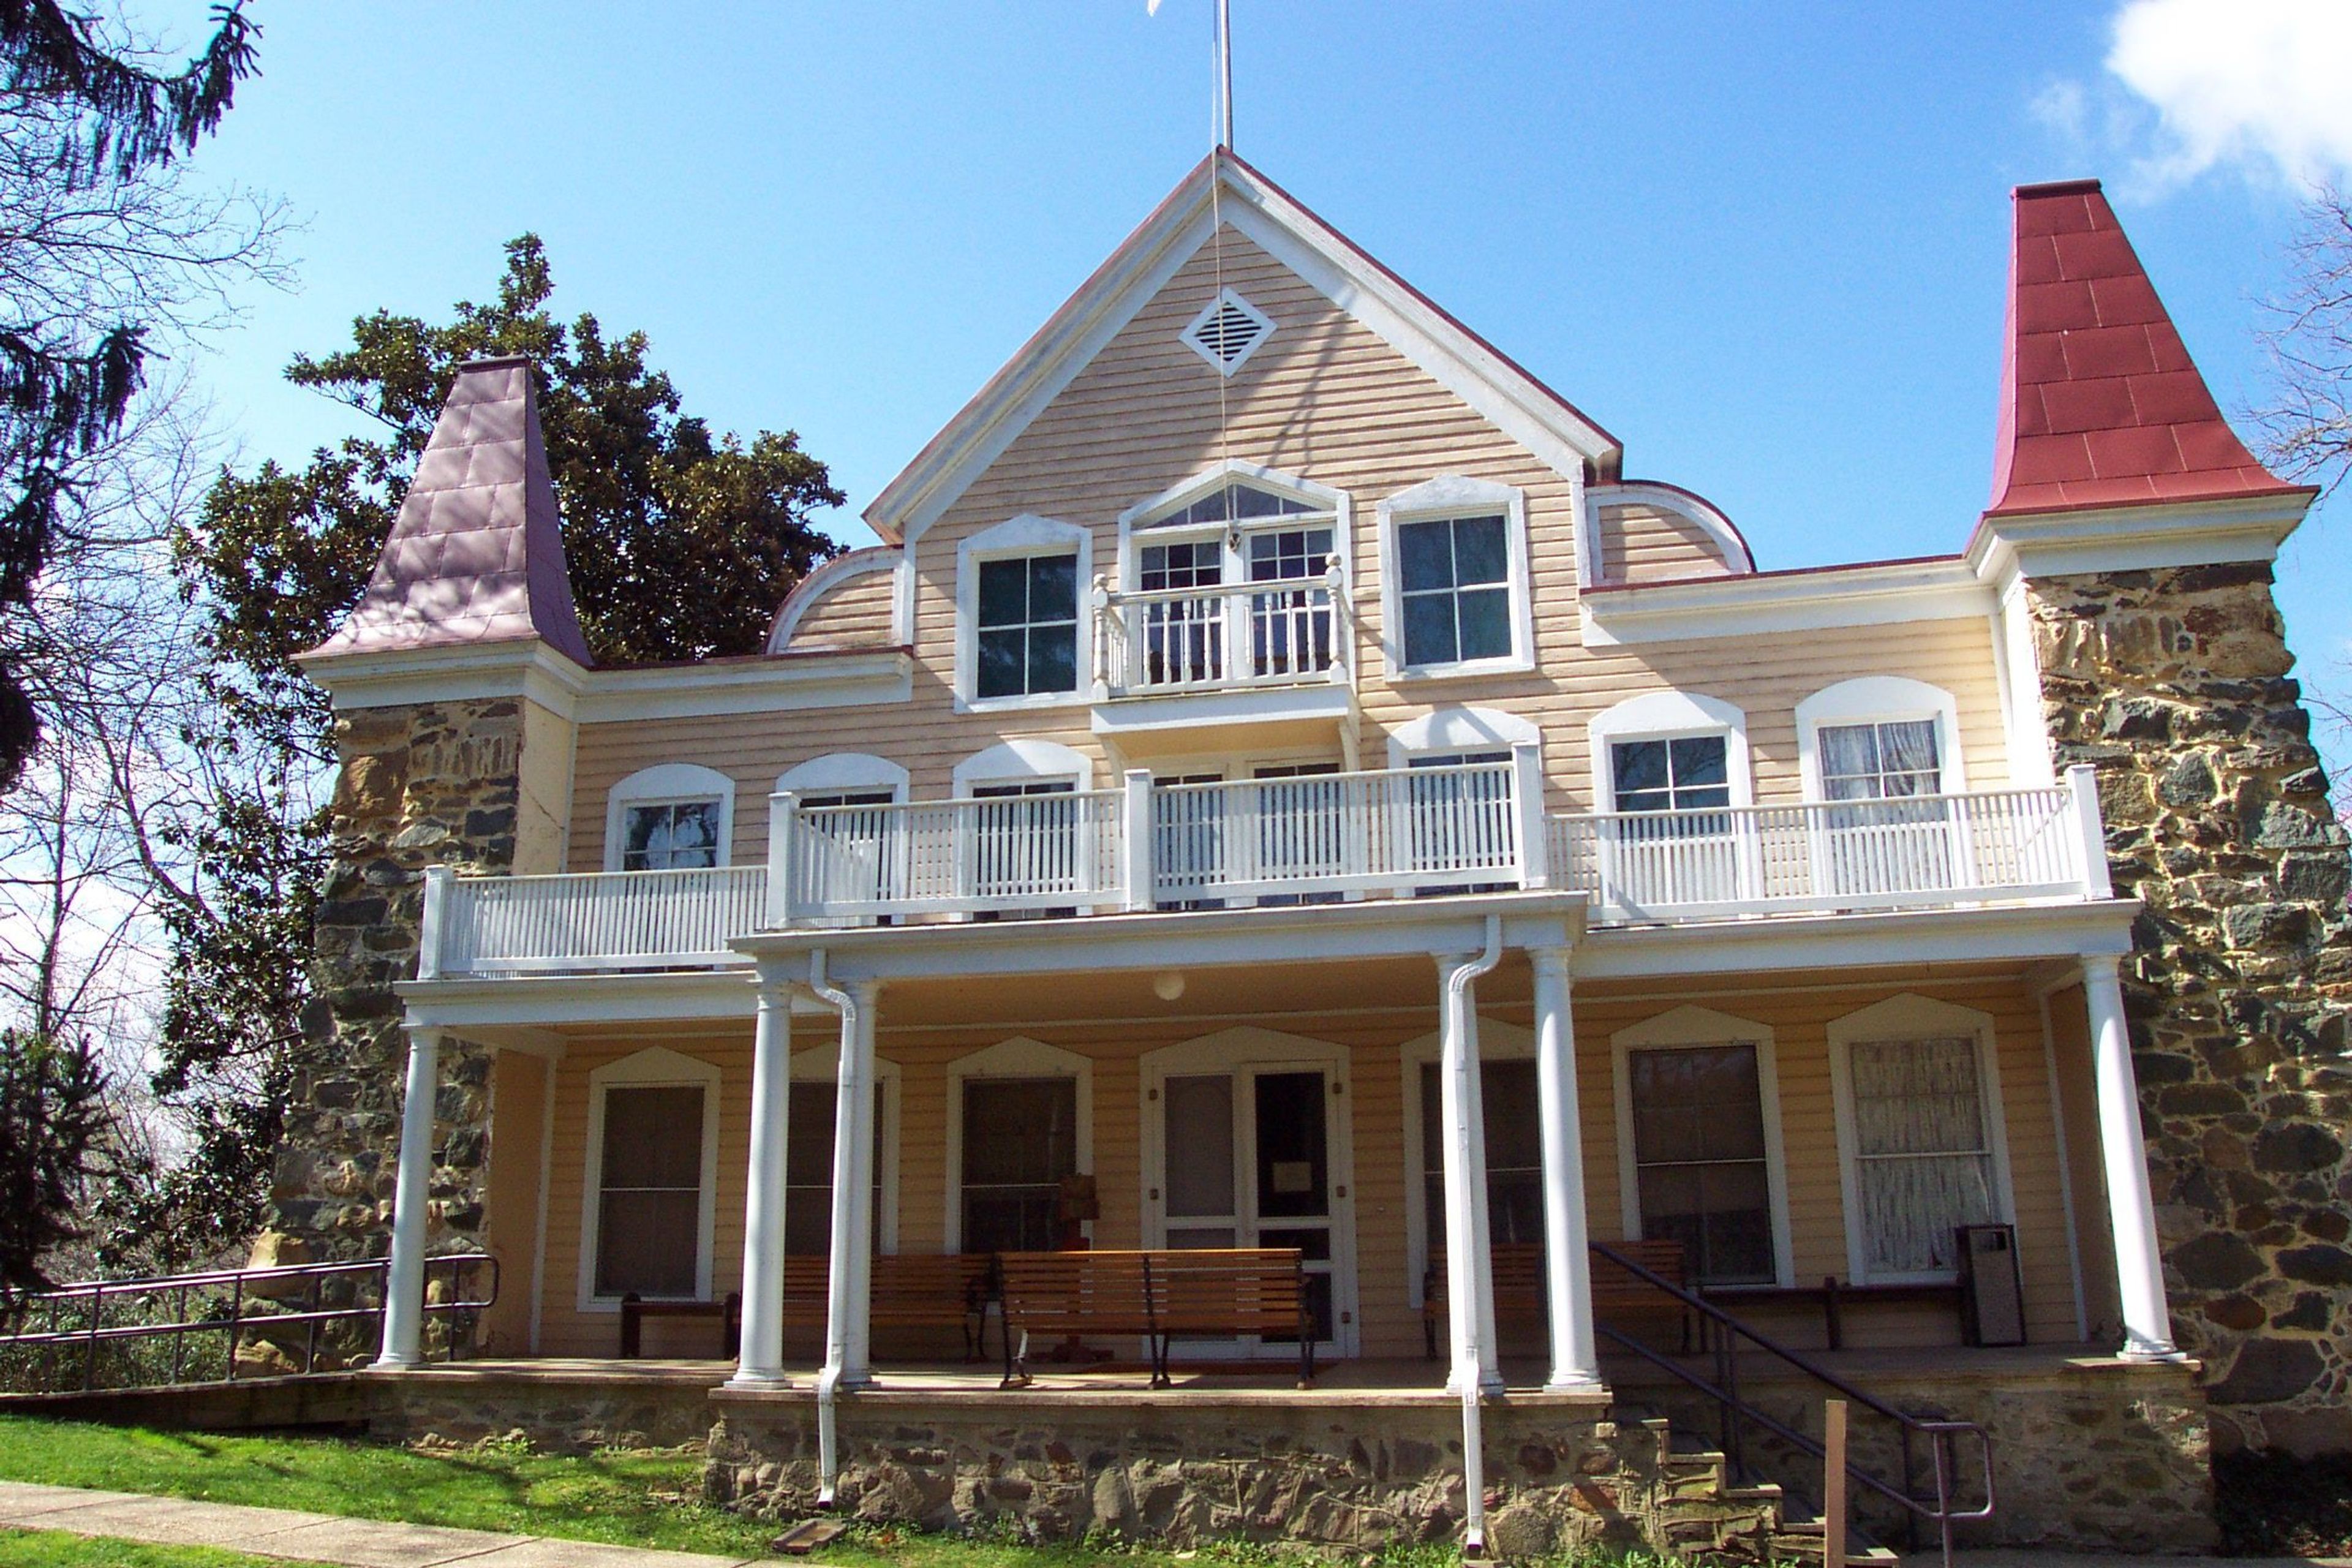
<box><xmin>1449</xmin><ymin>915</ymin><xmax>1504</xmax><ymax>1557</ymax></box>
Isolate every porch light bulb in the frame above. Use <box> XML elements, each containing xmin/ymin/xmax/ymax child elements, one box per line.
<box><xmin>1153</xmin><ymin>970</ymin><xmax>1186</xmax><ymax>1001</ymax></box>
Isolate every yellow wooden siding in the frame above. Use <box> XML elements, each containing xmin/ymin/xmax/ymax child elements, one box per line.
<box><xmin>527</xmin><ymin>972</ymin><xmax>2090</xmax><ymax>1361</ymax></box>
<box><xmin>783</xmin><ymin>566</ymin><xmax>898</xmax><ymax>651</ymax></box>
<box><xmin>1597</xmin><ymin>502</ymin><xmax>1738</xmax><ymax>584</ymax></box>
<box><xmin>480</xmin><ymin>1050</ymin><xmax>546</xmax><ymax>1355</ymax></box>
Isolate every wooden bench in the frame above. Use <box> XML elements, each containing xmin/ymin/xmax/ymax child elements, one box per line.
<box><xmin>1423</xmin><ymin>1241</ymin><xmax>1690</xmax><ymax>1358</ymax></box>
<box><xmin>778</xmin><ymin>1253</ymin><xmax>998</xmax><ymax>1361</ymax></box>
<box><xmin>1702</xmin><ymin>1276</ymin><xmax>1962</xmax><ymax>1350</ymax></box>
<box><xmin>997</xmin><ymin>1248</ymin><xmax>1312</xmax><ymax>1389</ymax></box>
<box><xmin>619</xmin><ymin>1291</ymin><xmax>741</xmax><ymax>1358</ymax></box>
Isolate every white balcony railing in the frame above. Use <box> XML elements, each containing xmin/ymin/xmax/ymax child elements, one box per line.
<box><xmin>1548</xmin><ymin>783</ymin><xmax>2095</xmax><ymax>921</ymax></box>
<box><xmin>1091</xmin><ymin>567</ymin><xmax>1351</xmax><ymax>698</ymax></box>
<box><xmin>414</xmin><ymin>766</ymin><xmax>2113</xmax><ymax>978</ymax></box>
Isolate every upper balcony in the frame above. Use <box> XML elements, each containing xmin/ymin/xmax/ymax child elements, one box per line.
<box><xmin>1085</xmin><ymin>568</ymin><xmax>1355</xmax><ymax>748</ymax></box>
<box><xmin>417</xmin><ymin>760</ymin><xmax>2115</xmax><ymax>981</ymax></box>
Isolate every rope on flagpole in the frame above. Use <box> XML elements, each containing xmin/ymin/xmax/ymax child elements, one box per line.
<box><xmin>1209</xmin><ymin>1</ymin><xmax>1232</xmax><ymax>490</ymax></box>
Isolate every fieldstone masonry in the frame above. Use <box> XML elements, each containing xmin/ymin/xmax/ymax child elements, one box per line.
<box><xmin>2027</xmin><ymin>560</ymin><xmax>2352</xmax><ymax>1454</ymax></box>
<box><xmin>266</xmin><ymin>698</ymin><xmax>526</xmax><ymax>1313</ymax></box>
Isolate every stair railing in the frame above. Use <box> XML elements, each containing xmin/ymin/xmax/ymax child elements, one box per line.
<box><xmin>0</xmin><ymin>1254</ymin><xmax>497</xmax><ymax>1395</ymax></box>
<box><xmin>1589</xmin><ymin>1238</ymin><xmax>1993</xmax><ymax>1567</ymax></box>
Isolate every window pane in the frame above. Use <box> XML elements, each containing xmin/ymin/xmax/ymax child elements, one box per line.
<box><xmin>1613</xmin><ymin>740</ymin><xmax>1669</xmax><ymax>797</ymax></box>
<box><xmin>1820</xmin><ymin>723</ymin><xmax>1880</xmax><ymax>781</ymax></box>
<box><xmin>1451</xmin><ymin>516</ymin><xmax>1510</xmax><ymax>585</ymax></box>
<box><xmin>1879</xmin><ymin>720</ymin><xmax>1940</xmax><ymax>777</ymax></box>
<box><xmin>623</xmin><ymin>805</ymin><xmax>665</xmax><ymax>869</ymax></box>
<box><xmin>976</xmin><ymin>627</ymin><xmax>1025</xmax><ymax>698</ymax></box>
<box><xmin>1403</xmin><ymin>593</ymin><xmax>1458</xmax><ymax>666</ymax></box>
<box><xmin>1482</xmin><ymin>1060</ymin><xmax>1542</xmax><ymax>1170</ymax></box>
<box><xmin>1027</xmin><ymin>624</ymin><xmax>1077</xmax><ymax>693</ymax></box>
<box><xmin>962</xmin><ymin>1078</ymin><xmax>1077</xmax><ymax>1186</ymax></box>
<box><xmin>977</xmin><ymin>557</ymin><xmax>1028</xmax><ymax>627</ymax></box>
<box><xmin>597</xmin><ymin>1189</ymin><xmax>699</xmax><ymax>1296</ymax></box>
<box><xmin>1028</xmin><ymin>554</ymin><xmax>1077</xmax><ymax>622</ymax></box>
<box><xmin>1398</xmin><ymin>519</ymin><xmax>1455</xmax><ymax>592</ymax></box>
<box><xmin>1454</xmin><ymin>587</ymin><xmax>1512</xmax><ymax>661</ymax></box>
<box><xmin>603</xmin><ymin>1085</ymin><xmax>704</xmax><ymax>1188</ymax></box>
<box><xmin>1255</xmin><ymin>1071</ymin><xmax>1329</xmax><ymax>1219</ymax></box>
<box><xmin>1670</xmin><ymin>736</ymin><xmax>1728</xmax><ymax>789</ymax></box>
<box><xmin>1164</xmin><ymin>1074</ymin><xmax>1235</xmax><ymax>1218</ymax></box>
<box><xmin>1629</xmin><ymin>1044</ymin><xmax>1775</xmax><ymax>1284</ymax></box>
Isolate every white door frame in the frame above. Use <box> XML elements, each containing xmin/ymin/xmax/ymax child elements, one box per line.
<box><xmin>1139</xmin><ymin>1025</ymin><xmax>1359</xmax><ymax>1360</ymax></box>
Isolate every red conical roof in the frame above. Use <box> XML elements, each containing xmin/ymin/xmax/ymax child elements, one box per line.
<box><xmin>1986</xmin><ymin>179</ymin><xmax>2304</xmax><ymax>517</ymax></box>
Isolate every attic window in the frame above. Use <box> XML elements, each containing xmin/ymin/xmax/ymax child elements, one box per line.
<box><xmin>1183</xmin><ymin>290</ymin><xmax>1273</xmax><ymax>375</ymax></box>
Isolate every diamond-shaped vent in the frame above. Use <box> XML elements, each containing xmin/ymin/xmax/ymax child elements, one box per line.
<box><xmin>1183</xmin><ymin>290</ymin><xmax>1273</xmax><ymax>375</ymax></box>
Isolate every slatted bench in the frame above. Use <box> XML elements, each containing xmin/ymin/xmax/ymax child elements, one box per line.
<box><xmin>997</xmin><ymin>1248</ymin><xmax>1311</xmax><ymax>1389</ymax></box>
<box><xmin>1703</xmin><ymin>1276</ymin><xmax>1963</xmax><ymax>1351</ymax></box>
<box><xmin>1423</xmin><ymin>1240</ymin><xmax>1690</xmax><ymax>1357</ymax></box>
<box><xmin>619</xmin><ymin>1291</ymin><xmax>741</xmax><ymax>1358</ymax></box>
<box><xmin>778</xmin><ymin>1253</ymin><xmax>998</xmax><ymax>1360</ymax></box>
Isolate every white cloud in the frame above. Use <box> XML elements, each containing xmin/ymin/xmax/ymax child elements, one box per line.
<box><xmin>2093</xmin><ymin>0</ymin><xmax>2352</xmax><ymax>190</ymax></box>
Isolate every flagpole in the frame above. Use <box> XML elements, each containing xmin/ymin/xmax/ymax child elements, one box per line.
<box><xmin>1217</xmin><ymin>0</ymin><xmax>1232</xmax><ymax>151</ymax></box>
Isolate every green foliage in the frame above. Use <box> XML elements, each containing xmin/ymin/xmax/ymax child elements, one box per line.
<box><xmin>0</xmin><ymin>1030</ymin><xmax>107</xmax><ymax>1294</ymax></box>
<box><xmin>0</xmin><ymin>1529</ymin><xmax>345</xmax><ymax>1567</ymax></box>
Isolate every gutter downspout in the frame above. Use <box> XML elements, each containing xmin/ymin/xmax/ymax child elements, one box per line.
<box><xmin>805</xmin><ymin>948</ymin><xmax>857</xmax><ymax>1506</ymax></box>
<box><xmin>1448</xmin><ymin>916</ymin><xmax>1504</xmax><ymax>1558</ymax></box>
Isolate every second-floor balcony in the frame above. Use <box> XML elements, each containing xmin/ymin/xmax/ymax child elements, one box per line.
<box><xmin>417</xmin><ymin>761</ymin><xmax>2114</xmax><ymax>981</ymax></box>
<box><xmin>1091</xmin><ymin>568</ymin><xmax>1351</xmax><ymax>699</ymax></box>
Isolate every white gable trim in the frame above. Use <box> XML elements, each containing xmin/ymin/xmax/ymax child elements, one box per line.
<box><xmin>1385</xmin><ymin>706</ymin><xmax>1542</xmax><ymax>769</ymax></box>
<box><xmin>776</xmin><ymin>753</ymin><xmax>911</xmax><ymax>801</ymax></box>
<box><xmin>952</xmin><ymin>738</ymin><xmax>1094</xmax><ymax>794</ymax></box>
<box><xmin>1115</xmin><ymin>461</ymin><xmax>1352</xmax><ymax>597</ymax></box>
<box><xmin>867</xmin><ymin>157</ymin><xmax>1619</xmax><ymax>549</ymax></box>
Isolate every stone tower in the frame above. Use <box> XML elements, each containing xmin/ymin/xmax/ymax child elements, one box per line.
<box><xmin>1977</xmin><ymin>181</ymin><xmax>2352</xmax><ymax>1453</ymax></box>
<box><xmin>276</xmin><ymin>358</ymin><xmax>588</xmax><ymax>1294</ymax></box>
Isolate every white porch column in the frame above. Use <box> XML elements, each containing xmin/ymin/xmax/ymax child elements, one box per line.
<box><xmin>374</xmin><ymin>1026</ymin><xmax>442</xmax><ymax>1368</ymax></box>
<box><xmin>2082</xmin><ymin>954</ymin><xmax>2182</xmax><ymax>1360</ymax></box>
<box><xmin>1531</xmin><ymin>948</ymin><xmax>1600</xmax><ymax>1392</ymax></box>
<box><xmin>729</xmin><ymin>983</ymin><xmax>794</xmax><ymax>1387</ymax></box>
<box><xmin>824</xmin><ymin>976</ymin><xmax>882</xmax><ymax>1388</ymax></box>
<box><xmin>1436</xmin><ymin>951</ymin><xmax>1503</xmax><ymax>1393</ymax></box>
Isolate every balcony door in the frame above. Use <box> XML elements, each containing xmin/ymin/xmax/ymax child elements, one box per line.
<box><xmin>1142</xmin><ymin>1030</ymin><xmax>1358</xmax><ymax>1360</ymax></box>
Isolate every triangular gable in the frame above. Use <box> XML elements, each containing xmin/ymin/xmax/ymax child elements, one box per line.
<box><xmin>865</xmin><ymin>151</ymin><xmax>1622</xmax><ymax>547</ymax></box>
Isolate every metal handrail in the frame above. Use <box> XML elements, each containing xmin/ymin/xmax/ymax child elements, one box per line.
<box><xmin>0</xmin><ymin>1254</ymin><xmax>497</xmax><ymax>1393</ymax></box>
<box><xmin>1589</xmin><ymin>1240</ymin><xmax>1993</xmax><ymax>1566</ymax></box>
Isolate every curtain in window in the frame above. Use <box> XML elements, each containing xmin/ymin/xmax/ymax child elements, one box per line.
<box><xmin>1849</xmin><ymin>1036</ymin><xmax>1997</xmax><ymax>1276</ymax></box>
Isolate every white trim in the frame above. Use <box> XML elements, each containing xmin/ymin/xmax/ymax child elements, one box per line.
<box><xmin>1385</xmin><ymin>706</ymin><xmax>1542</xmax><ymax>769</ymax></box>
<box><xmin>942</xmin><ymin>1036</ymin><xmax>1095</xmax><ymax>1253</ymax></box>
<box><xmin>1573</xmin><ymin>897</ymin><xmax>2139</xmax><ymax>981</ymax></box>
<box><xmin>1964</xmin><ymin>491</ymin><xmax>2310</xmax><ymax>584</ymax></box>
<box><xmin>1182</xmin><ymin>287</ymin><xmax>1276</xmax><ymax>377</ymax></box>
<box><xmin>1824</xmin><ymin>994</ymin><xmax>2018</xmax><ymax>1288</ymax></box>
<box><xmin>1400</xmin><ymin>1017</ymin><xmax>1535</xmax><ymax>1311</ymax></box>
<box><xmin>604</xmin><ymin>763</ymin><xmax>737</xmax><ymax>873</ymax></box>
<box><xmin>1090</xmin><ymin>683</ymin><xmax>1353</xmax><ymax>738</ymax></box>
<box><xmin>1377</xmin><ymin>475</ymin><xmax>1536</xmax><ymax>680</ymax></box>
<box><xmin>954</xmin><ymin>513</ymin><xmax>1093</xmax><ymax>714</ymax></box>
<box><xmin>768</xmin><ymin>549</ymin><xmax>906</xmax><ymax>654</ymax></box>
<box><xmin>951</xmin><ymin>737</ymin><xmax>1095</xmax><ymax>794</ymax></box>
<box><xmin>1579</xmin><ymin>559</ymin><xmax>1990</xmax><ymax>649</ymax></box>
<box><xmin>1610</xmin><ymin>1005</ymin><xmax>1795</xmax><ymax>1289</ymax></box>
<box><xmin>304</xmin><ymin>638</ymin><xmax>914</xmax><ymax>720</ymax></box>
<box><xmin>1795</xmin><ymin>677</ymin><xmax>1967</xmax><ymax>799</ymax></box>
<box><xmin>790</xmin><ymin>1041</ymin><xmax>903</xmax><ymax>1254</ymax></box>
<box><xmin>1585</xmin><ymin>690</ymin><xmax>1754</xmax><ymax>812</ymax></box>
<box><xmin>1138</xmin><ymin>1025</ymin><xmax>1359</xmax><ymax>1359</ymax></box>
<box><xmin>576</xmin><ymin>1046</ymin><xmax>723</xmax><ymax>1312</ymax></box>
<box><xmin>1585</xmin><ymin>482</ymin><xmax>1754</xmax><ymax>578</ymax></box>
<box><xmin>776</xmin><ymin>753</ymin><xmax>910</xmax><ymax>801</ymax></box>
<box><xmin>1114</xmin><ymin>460</ymin><xmax>1352</xmax><ymax>597</ymax></box>
<box><xmin>867</xmin><ymin>157</ymin><xmax>1617</xmax><ymax>550</ymax></box>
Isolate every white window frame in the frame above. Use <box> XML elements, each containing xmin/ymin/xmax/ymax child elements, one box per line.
<box><xmin>576</xmin><ymin>1046</ymin><xmax>723</xmax><ymax>1311</ymax></box>
<box><xmin>1139</xmin><ymin>1025</ymin><xmax>1359</xmax><ymax>1359</ymax></box>
<box><xmin>1610</xmin><ymin>1005</ymin><xmax>1795</xmax><ymax>1289</ymax></box>
<box><xmin>1586</xmin><ymin>690</ymin><xmax>1753</xmax><ymax>812</ymax></box>
<box><xmin>951</xmin><ymin>739</ymin><xmax>1092</xmax><ymax>797</ymax></box>
<box><xmin>1378</xmin><ymin>475</ymin><xmax>1534</xmax><ymax>681</ymax></box>
<box><xmin>605</xmin><ymin>763</ymin><xmax>737</xmax><ymax>873</ymax></box>
<box><xmin>776</xmin><ymin>753</ymin><xmax>910</xmax><ymax>804</ymax></box>
<box><xmin>954</xmin><ymin>513</ymin><xmax>1092</xmax><ymax>714</ymax></box>
<box><xmin>1385</xmin><ymin>705</ymin><xmax>1542</xmax><ymax>770</ymax></box>
<box><xmin>789</xmin><ymin>1039</ymin><xmax>903</xmax><ymax>1255</ymax></box>
<box><xmin>1795</xmin><ymin>677</ymin><xmax>1967</xmax><ymax>802</ymax></box>
<box><xmin>1826</xmin><ymin>994</ymin><xmax>2017</xmax><ymax>1287</ymax></box>
<box><xmin>943</xmin><ymin>1036</ymin><xmax>1094</xmax><ymax>1253</ymax></box>
<box><xmin>1398</xmin><ymin>1017</ymin><xmax>1536</xmax><ymax>1311</ymax></box>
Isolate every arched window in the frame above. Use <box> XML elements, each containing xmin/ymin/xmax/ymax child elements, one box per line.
<box><xmin>1795</xmin><ymin>677</ymin><xmax>1967</xmax><ymax>802</ymax></box>
<box><xmin>605</xmin><ymin>763</ymin><xmax>736</xmax><ymax>872</ymax></box>
<box><xmin>1586</xmin><ymin>691</ymin><xmax>1752</xmax><ymax>813</ymax></box>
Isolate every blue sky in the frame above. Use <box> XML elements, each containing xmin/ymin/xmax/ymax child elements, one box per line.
<box><xmin>176</xmin><ymin>2</ymin><xmax>2347</xmax><ymax>745</ymax></box>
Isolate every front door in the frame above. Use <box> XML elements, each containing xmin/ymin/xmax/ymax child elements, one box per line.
<box><xmin>1152</xmin><ymin>1060</ymin><xmax>1355</xmax><ymax>1359</ymax></box>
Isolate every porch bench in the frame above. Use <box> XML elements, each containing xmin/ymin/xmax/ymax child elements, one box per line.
<box><xmin>1422</xmin><ymin>1241</ymin><xmax>1690</xmax><ymax>1358</ymax></box>
<box><xmin>1702</xmin><ymin>1276</ymin><xmax>1962</xmax><ymax>1351</ymax></box>
<box><xmin>777</xmin><ymin>1253</ymin><xmax>998</xmax><ymax>1360</ymax></box>
<box><xmin>619</xmin><ymin>1291</ymin><xmax>741</xmax><ymax>1358</ymax></box>
<box><xmin>997</xmin><ymin>1248</ymin><xmax>1312</xmax><ymax>1389</ymax></box>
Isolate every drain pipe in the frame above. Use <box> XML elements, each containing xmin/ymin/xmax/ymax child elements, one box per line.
<box><xmin>1447</xmin><ymin>916</ymin><xmax>1504</xmax><ymax>1558</ymax></box>
<box><xmin>805</xmin><ymin>948</ymin><xmax>858</xmax><ymax>1507</ymax></box>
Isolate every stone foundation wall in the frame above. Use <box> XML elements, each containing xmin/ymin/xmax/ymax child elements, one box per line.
<box><xmin>2027</xmin><ymin>563</ymin><xmax>2352</xmax><ymax>1454</ymax></box>
<box><xmin>705</xmin><ymin>1389</ymin><xmax>1790</xmax><ymax>1558</ymax></box>
<box><xmin>364</xmin><ymin>1366</ymin><xmax>717</xmax><ymax>1453</ymax></box>
<box><xmin>1635</xmin><ymin>1357</ymin><xmax>2213</xmax><ymax>1553</ymax></box>
<box><xmin>268</xmin><ymin>699</ymin><xmax>531</xmax><ymax>1311</ymax></box>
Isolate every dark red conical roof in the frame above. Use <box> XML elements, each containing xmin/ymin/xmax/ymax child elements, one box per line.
<box><xmin>1987</xmin><ymin>179</ymin><xmax>2305</xmax><ymax>518</ymax></box>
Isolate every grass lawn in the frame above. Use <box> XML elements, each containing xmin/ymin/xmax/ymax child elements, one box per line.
<box><xmin>0</xmin><ymin>1531</ymin><xmax>341</xmax><ymax>1567</ymax></box>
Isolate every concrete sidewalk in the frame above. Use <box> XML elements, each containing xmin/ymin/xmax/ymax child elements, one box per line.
<box><xmin>0</xmin><ymin>1479</ymin><xmax>767</xmax><ymax>1566</ymax></box>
